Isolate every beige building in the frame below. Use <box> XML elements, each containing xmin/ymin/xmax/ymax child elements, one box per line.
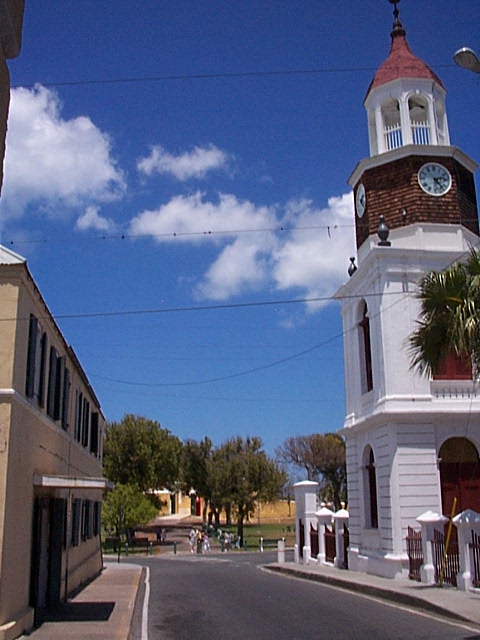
<box><xmin>0</xmin><ymin>244</ymin><xmax>108</xmax><ymax>640</ymax></box>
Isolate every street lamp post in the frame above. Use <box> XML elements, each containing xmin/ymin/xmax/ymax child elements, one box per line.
<box><xmin>454</xmin><ymin>47</ymin><xmax>480</xmax><ymax>75</ymax></box>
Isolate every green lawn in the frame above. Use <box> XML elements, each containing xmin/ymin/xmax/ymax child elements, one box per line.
<box><xmin>220</xmin><ymin>522</ymin><xmax>295</xmax><ymax>550</ymax></box>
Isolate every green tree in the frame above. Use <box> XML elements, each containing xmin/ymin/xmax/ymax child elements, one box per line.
<box><xmin>103</xmin><ymin>414</ymin><xmax>183</xmax><ymax>492</ymax></box>
<box><xmin>214</xmin><ymin>436</ymin><xmax>287</xmax><ymax>542</ymax></box>
<box><xmin>102</xmin><ymin>483</ymin><xmax>158</xmax><ymax>538</ymax></box>
<box><xmin>180</xmin><ymin>437</ymin><xmax>213</xmax><ymax>520</ymax></box>
<box><xmin>409</xmin><ymin>247</ymin><xmax>480</xmax><ymax>378</ymax></box>
<box><xmin>276</xmin><ymin>433</ymin><xmax>347</xmax><ymax>508</ymax></box>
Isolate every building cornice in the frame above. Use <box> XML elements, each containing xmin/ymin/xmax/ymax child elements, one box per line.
<box><xmin>33</xmin><ymin>474</ymin><xmax>112</xmax><ymax>490</ymax></box>
<box><xmin>340</xmin><ymin>394</ymin><xmax>480</xmax><ymax>434</ymax></box>
<box><xmin>348</xmin><ymin>145</ymin><xmax>478</xmax><ymax>188</ymax></box>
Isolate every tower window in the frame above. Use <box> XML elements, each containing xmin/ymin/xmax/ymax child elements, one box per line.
<box><xmin>408</xmin><ymin>94</ymin><xmax>430</xmax><ymax>145</ymax></box>
<box><xmin>365</xmin><ymin>447</ymin><xmax>379</xmax><ymax>529</ymax></box>
<box><xmin>381</xmin><ymin>98</ymin><xmax>402</xmax><ymax>151</ymax></box>
<box><xmin>359</xmin><ymin>302</ymin><xmax>373</xmax><ymax>393</ymax></box>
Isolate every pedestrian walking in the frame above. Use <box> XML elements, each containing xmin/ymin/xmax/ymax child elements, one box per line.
<box><xmin>202</xmin><ymin>533</ymin><xmax>210</xmax><ymax>553</ymax></box>
<box><xmin>224</xmin><ymin>531</ymin><xmax>231</xmax><ymax>552</ymax></box>
<box><xmin>189</xmin><ymin>528</ymin><xmax>196</xmax><ymax>553</ymax></box>
<box><xmin>196</xmin><ymin>528</ymin><xmax>202</xmax><ymax>553</ymax></box>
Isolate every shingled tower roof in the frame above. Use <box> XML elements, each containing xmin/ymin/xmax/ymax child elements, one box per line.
<box><xmin>366</xmin><ymin>8</ymin><xmax>444</xmax><ymax>98</ymax></box>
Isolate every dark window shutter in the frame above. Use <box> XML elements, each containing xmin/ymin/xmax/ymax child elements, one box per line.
<box><xmin>25</xmin><ymin>315</ymin><xmax>38</xmax><ymax>398</ymax></box>
<box><xmin>38</xmin><ymin>332</ymin><xmax>48</xmax><ymax>408</ymax></box>
<box><xmin>90</xmin><ymin>412</ymin><xmax>99</xmax><ymax>455</ymax></box>
<box><xmin>87</xmin><ymin>501</ymin><xmax>93</xmax><ymax>539</ymax></box>
<box><xmin>71</xmin><ymin>499</ymin><xmax>81</xmax><ymax>547</ymax></box>
<box><xmin>81</xmin><ymin>500</ymin><xmax>90</xmax><ymax>542</ymax></box>
<box><xmin>47</xmin><ymin>346</ymin><xmax>58</xmax><ymax>418</ymax></box>
<box><xmin>54</xmin><ymin>355</ymin><xmax>66</xmax><ymax>421</ymax></box>
<box><xmin>75</xmin><ymin>390</ymin><xmax>83</xmax><ymax>441</ymax></box>
<box><xmin>62</xmin><ymin>368</ymin><xmax>70</xmax><ymax>430</ymax></box>
<box><xmin>82</xmin><ymin>399</ymin><xmax>90</xmax><ymax>447</ymax></box>
<box><xmin>93</xmin><ymin>501</ymin><xmax>101</xmax><ymax>536</ymax></box>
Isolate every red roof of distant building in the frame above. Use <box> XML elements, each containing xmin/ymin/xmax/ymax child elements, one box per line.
<box><xmin>367</xmin><ymin>21</ymin><xmax>444</xmax><ymax>96</ymax></box>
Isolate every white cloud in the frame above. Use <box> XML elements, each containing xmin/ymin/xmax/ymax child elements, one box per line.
<box><xmin>196</xmin><ymin>236</ymin><xmax>275</xmax><ymax>300</ymax></box>
<box><xmin>137</xmin><ymin>144</ymin><xmax>230</xmax><ymax>181</ymax></box>
<box><xmin>129</xmin><ymin>191</ymin><xmax>276</xmax><ymax>242</ymax></box>
<box><xmin>2</xmin><ymin>85</ymin><xmax>125</xmax><ymax>218</ymax></box>
<box><xmin>76</xmin><ymin>206</ymin><xmax>115</xmax><ymax>232</ymax></box>
<box><xmin>129</xmin><ymin>190</ymin><xmax>355</xmax><ymax>306</ymax></box>
<box><xmin>272</xmin><ymin>193</ymin><xmax>355</xmax><ymax>310</ymax></box>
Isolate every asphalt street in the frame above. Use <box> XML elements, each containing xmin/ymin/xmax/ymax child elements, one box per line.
<box><xmin>129</xmin><ymin>552</ymin><xmax>480</xmax><ymax>640</ymax></box>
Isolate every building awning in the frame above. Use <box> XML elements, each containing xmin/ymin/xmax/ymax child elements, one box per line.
<box><xmin>33</xmin><ymin>474</ymin><xmax>113</xmax><ymax>490</ymax></box>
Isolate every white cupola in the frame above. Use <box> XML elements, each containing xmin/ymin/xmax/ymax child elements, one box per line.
<box><xmin>364</xmin><ymin>5</ymin><xmax>450</xmax><ymax>157</ymax></box>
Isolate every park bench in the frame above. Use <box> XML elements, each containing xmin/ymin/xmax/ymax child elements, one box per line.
<box><xmin>131</xmin><ymin>536</ymin><xmax>150</xmax><ymax>553</ymax></box>
<box><xmin>104</xmin><ymin>536</ymin><xmax>121</xmax><ymax>552</ymax></box>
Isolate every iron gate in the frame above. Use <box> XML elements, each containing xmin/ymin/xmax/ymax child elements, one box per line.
<box><xmin>406</xmin><ymin>527</ymin><xmax>423</xmax><ymax>581</ymax></box>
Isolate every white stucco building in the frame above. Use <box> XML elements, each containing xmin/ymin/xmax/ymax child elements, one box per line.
<box><xmin>335</xmin><ymin>4</ymin><xmax>480</xmax><ymax>579</ymax></box>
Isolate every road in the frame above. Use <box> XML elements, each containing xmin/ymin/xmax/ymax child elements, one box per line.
<box><xmin>130</xmin><ymin>552</ymin><xmax>480</xmax><ymax>640</ymax></box>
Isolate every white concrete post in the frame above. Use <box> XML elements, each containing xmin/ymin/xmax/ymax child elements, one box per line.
<box><xmin>333</xmin><ymin>506</ymin><xmax>349</xmax><ymax>569</ymax></box>
<box><xmin>452</xmin><ymin>509</ymin><xmax>480</xmax><ymax>591</ymax></box>
<box><xmin>316</xmin><ymin>504</ymin><xmax>334</xmax><ymax>565</ymax></box>
<box><xmin>293</xmin><ymin>481</ymin><xmax>318</xmax><ymax>565</ymax></box>
<box><xmin>416</xmin><ymin>511</ymin><xmax>447</xmax><ymax>584</ymax></box>
<box><xmin>277</xmin><ymin>539</ymin><xmax>286</xmax><ymax>564</ymax></box>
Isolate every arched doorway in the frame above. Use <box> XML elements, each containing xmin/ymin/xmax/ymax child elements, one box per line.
<box><xmin>439</xmin><ymin>437</ymin><xmax>480</xmax><ymax>516</ymax></box>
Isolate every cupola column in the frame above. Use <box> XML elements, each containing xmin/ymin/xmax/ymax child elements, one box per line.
<box><xmin>374</xmin><ymin>106</ymin><xmax>384</xmax><ymax>155</ymax></box>
<box><xmin>399</xmin><ymin>95</ymin><xmax>413</xmax><ymax>146</ymax></box>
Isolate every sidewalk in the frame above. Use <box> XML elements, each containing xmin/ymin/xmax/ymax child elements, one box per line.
<box><xmin>266</xmin><ymin>559</ymin><xmax>480</xmax><ymax>629</ymax></box>
<box><xmin>20</xmin><ymin>561</ymin><xmax>143</xmax><ymax>640</ymax></box>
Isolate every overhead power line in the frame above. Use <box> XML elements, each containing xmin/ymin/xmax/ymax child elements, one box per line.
<box><xmin>12</xmin><ymin>64</ymin><xmax>453</xmax><ymax>90</ymax></box>
<box><xmin>90</xmin><ymin>331</ymin><xmax>343</xmax><ymax>388</ymax></box>
<box><xmin>88</xmin><ymin>287</ymin><xmax>413</xmax><ymax>388</ymax></box>
<box><xmin>8</xmin><ymin>290</ymin><xmax>400</xmax><ymax>323</ymax></box>
<box><xmin>3</xmin><ymin>222</ymin><xmax>354</xmax><ymax>247</ymax></box>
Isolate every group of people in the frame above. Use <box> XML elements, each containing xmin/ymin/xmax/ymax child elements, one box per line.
<box><xmin>189</xmin><ymin>528</ymin><xmax>211</xmax><ymax>553</ymax></box>
<box><xmin>188</xmin><ymin>527</ymin><xmax>239</xmax><ymax>553</ymax></box>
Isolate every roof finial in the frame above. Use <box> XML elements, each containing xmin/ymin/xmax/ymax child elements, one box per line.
<box><xmin>388</xmin><ymin>0</ymin><xmax>401</xmax><ymax>23</ymax></box>
<box><xmin>388</xmin><ymin>0</ymin><xmax>405</xmax><ymax>38</ymax></box>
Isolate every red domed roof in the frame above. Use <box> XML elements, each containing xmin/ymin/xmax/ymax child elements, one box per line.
<box><xmin>367</xmin><ymin>21</ymin><xmax>444</xmax><ymax>96</ymax></box>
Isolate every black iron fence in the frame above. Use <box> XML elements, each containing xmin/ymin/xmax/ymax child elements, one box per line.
<box><xmin>431</xmin><ymin>528</ymin><xmax>459</xmax><ymax>588</ymax></box>
<box><xmin>470</xmin><ymin>529</ymin><xmax>480</xmax><ymax>588</ymax></box>
<box><xmin>406</xmin><ymin>527</ymin><xmax>423</xmax><ymax>581</ymax></box>
<box><xmin>310</xmin><ymin>523</ymin><xmax>319</xmax><ymax>557</ymax></box>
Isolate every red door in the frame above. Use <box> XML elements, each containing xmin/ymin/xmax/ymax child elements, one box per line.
<box><xmin>440</xmin><ymin>461</ymin><xmax>480</xmax><ymax>517</ymax></box>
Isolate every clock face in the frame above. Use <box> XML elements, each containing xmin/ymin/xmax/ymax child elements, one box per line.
<box><xmin>418</xmin><ymin>163</ymin><xmax>452</xmax><ymax>196</ymax></box>
<box><xmin>356</xmin><ymin>183</ymin><xmax>366</xmax><ymax>217</ymax></box>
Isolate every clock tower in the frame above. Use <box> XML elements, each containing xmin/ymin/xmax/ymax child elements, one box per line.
<box><xmin>351</xmin><ymin>1</ymin><xmax>478</xmax><ymax>251</ymax></box>
<box><xmin>335</xmin><ymin>1</ymin><xmax>480</xmax><ymax>580</ymax></box>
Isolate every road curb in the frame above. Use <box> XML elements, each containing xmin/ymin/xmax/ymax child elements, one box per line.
<box><xmin>264</xmin><ymin>564</ymin><xmax>473</xmax><ymax>625</ymax></box>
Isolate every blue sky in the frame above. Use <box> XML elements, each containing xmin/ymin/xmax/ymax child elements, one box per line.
<box><xmin>2</xmin><ymin>0</ymin><xmax>480</xmax><ymax>454</ymax></box>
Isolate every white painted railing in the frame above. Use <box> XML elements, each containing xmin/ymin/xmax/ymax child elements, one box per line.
<box><xmin>411</xmin><ymin>120</ymin><xmax>430</xmax><ymax>145</ymax></box>
<box><xmin>431</xmin><ymin>380</ymin><xmax>479</xmax><ymax>399</ymax></box>
<box><xmin>384</xmin><ymin>123</ymin><xmax>403</xmax><ymax>151</ymax></box>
